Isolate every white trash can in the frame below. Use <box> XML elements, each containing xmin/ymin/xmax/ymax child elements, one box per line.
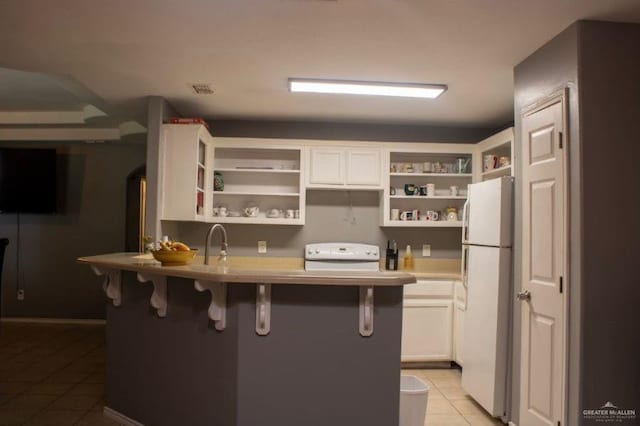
<box><xmin>399</xmin><ymin>375</ymin><xmax>429</xmax><ymax>426</ymax></box>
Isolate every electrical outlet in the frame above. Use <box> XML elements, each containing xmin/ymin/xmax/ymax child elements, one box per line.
<box><xmin>258</xmin><ymin>240</ymin><xmax>267</xmax><ymax>254</ymax></box>
<box><xmin>17</xmin><ymin>289</ymin><xmax>24</xmax><ymax>301</ymax></box>
<box><xmin>422</xmin><ymin>244</ymin><xmax>431</xmax><ymax>257</ymax></box>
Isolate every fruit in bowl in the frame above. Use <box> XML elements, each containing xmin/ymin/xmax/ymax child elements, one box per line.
<box><xmin>151</xmin><ymin>241</ymin><xmax>198</xmax><ymax>266</ymax></box>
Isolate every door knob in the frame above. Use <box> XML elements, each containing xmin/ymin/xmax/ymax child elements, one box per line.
<box><xmin>516</xmin><ymin>290</ymin><xmax>531</xmax><ymax>301</ymax></box>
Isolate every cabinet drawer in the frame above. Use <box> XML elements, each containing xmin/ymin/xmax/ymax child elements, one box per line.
<box><xmin>404</xmin><ymin>280</ymin><xmax>454</xmax><ymax>298</ymax></box>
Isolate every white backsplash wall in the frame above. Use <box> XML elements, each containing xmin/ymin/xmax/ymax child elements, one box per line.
<box><xmin>165</xmin><ymin>191</ymin><xmax>462</xmax><ymax>259</ymax></box>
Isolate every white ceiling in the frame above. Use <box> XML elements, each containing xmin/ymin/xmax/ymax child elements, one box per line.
<box><xmin>1</xmin><ymin>0</ymin><xmax>640</xmax><ymax>128</ymax></box>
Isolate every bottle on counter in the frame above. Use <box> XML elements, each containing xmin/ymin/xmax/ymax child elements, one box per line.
<box><xmin>402</xmin><ymin>245</ymin><xmax>414</xmax><ymax>271</ymax></box>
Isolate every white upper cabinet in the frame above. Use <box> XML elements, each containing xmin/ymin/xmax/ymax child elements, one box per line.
<box><xmin>346</xmin><ymin>149</ymin><xmax>381</xmax><ymax>186</ymax></box>
<box><xmin>161</xmin><ymin>124</ymin><xmax>212</xmax><ymax>221</ymax></box>
<box><xmin>308</xmin><ymin>149</ymin><xmax>345</xmax><ymax>185</ymax></box>
<box><xmin>307</xmin><ymin>147</ymin><xmax>382</xmax><ymax>189</ymax></box>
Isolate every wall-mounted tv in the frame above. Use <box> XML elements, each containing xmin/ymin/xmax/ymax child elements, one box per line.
<box><xmin>0</xmin><ymin>148</ymin><xmax>57</xmax><ymax>214</ymax></box>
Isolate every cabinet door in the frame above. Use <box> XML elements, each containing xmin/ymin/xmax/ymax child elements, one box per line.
<box><xmin>309</xmin><ymin>149</ymin><xmax>345</xmax><ymax>185</ymax></box>
<box><xmin>454</xmin><ymin>302</ymin><xmax>465</xmax><ymax>366</ymax></box>
<box><xmin>346</xmin><ymin>149</ymin><xmax>381</xmax><ymax>186</ymax></box>
<box><xmin>401</xmin><ymin>300</ymin><xmax>453</xmax><ymax>362</ymax></box>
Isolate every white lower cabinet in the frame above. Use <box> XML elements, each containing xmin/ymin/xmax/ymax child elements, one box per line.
<box><xmin>453</xmin><ymin>280</ymin><xmax>466</xmax><ymax>366</ymax></box>
<box><xmin>401</xmin><ymin>280</ymin><xmax>456</xmax><ymax>362</ymax></box>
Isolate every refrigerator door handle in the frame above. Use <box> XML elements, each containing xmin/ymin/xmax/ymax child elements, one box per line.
<box><xmin>461</xmin><ymin>199</ymin><xmax>470</xmax><ymax>244</ymax></box>
<box><xmin>461</xmin><ymin>245</ymin><xmax>469</xmax><ymax>310</ymax></box>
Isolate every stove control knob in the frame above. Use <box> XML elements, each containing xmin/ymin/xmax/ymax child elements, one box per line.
<box><xmin>307</xmin><ymin>250</ymin><xmax>313</xmax><ymax>255</ymax></box>
<box><xmin>315</xmin><ymin>249</ymin><xmax>320</xmax><ymax>254</ymax></box>
<box><xmin>365</xmin><ymin>250</ymin><xmax>371</xmax><ymax>255</ymax></box>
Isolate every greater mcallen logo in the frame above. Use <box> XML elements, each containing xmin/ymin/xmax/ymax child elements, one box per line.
<box><xmin>583</xmin><ymin>402</ymin><xmax>637</xmax><ymax>423</ymax></box>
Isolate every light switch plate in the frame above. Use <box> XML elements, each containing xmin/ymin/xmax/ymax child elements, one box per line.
<box><xmin>17</xmin><ymin>289</ymin><xmax>24</xmax><ymax>301</ymax></box>
<box><xmin>422</xmin><ymin>244</ymin><xmax>431</xmax><ymax>257</ymax></box>
<box><xmin>258</xmin><ymin>241</ymin><xmax>267</xmax><ymax>254</ymax></box>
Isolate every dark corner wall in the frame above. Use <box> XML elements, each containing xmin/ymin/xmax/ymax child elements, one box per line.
<box><xmin>577</xmin><ymin>21</ymin><xmax>640</xmax><ymax>424</ymax></box>
<box><xmin>0</xmin><ymin>141</ymin><xmax>145</xmax><ymax>319</ymax></box>
<box><xmin>514</xmin><ymin>20</ymin><xmax>640</xmax><ymax>425</ymax></box>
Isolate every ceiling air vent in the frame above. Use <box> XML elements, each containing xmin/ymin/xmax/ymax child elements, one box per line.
<box><xmin>190</xmin><ymin>83</ymin><xmax>214</xmax><ymax>95</ymax></box>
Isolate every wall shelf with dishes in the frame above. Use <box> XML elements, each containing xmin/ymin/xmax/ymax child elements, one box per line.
<box><xmin>381</xmin><ymin>150</ymin><xmax>473</xmax><ymax>228</ymax></box>
<box><xmin>473</xmin><ymin>127</ymin><xmax>514</xmax><ymax>182</ymax></box>
<box><xmin>211</xmin><ymin>146</ymin><xmax>305</xmax><ymax>225</ymax></box>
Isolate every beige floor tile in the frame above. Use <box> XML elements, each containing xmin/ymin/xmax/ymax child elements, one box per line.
<box><xmin>437</xmin><ymin>385</ymin><xmax>471</xmax><ymax>400</ymax></box>
<box><xmin>421</xmin><ymin>369</ymin><xmax>462</xmax><ymax>380</ymax></box>
<box><xmin>430</xmin><ymin>376</ymin><xmax>464</xmax><ymax>388</ymax></box>
<box><xmin>48</xmin><ymin>395</ymin><xmax>99</xmax><ymax>411</ymax></box>
<box><xmin>25</xmin><ymin>383</ymin><xmax>73</xmax><ymax>396</ymax></box>
<box><xmin>75</xmin><ymin>410</ymin><xmax>123</xmax><ymax>426</ymax></box>
<box><xmin>67</xmin><ymin>383</ymin><xmax>104</xmax><ymax>397</ymax></box>
<box><xmin>24</xmin><ymin>409</ymin><xmax>86</xmax><ymax>426</ymax></box>
<box><xmin>0</xmin><ymin>382</ymin><xmax>31</xmax><ymax>395</ymax></box>
<box><xmin>426</xmin><ymin>395</ymin><xmax>459</xmax><ymax>415</ymax></box>
<box><xmin>44</xmin><ymin>371</ymin><xmax>89</xmax><ymax>384</ymax></box>
<box><xmin>0</xmin><ymin>407</ymin><xmax>39</xmax><ymax>425</ymax></box>
<box><xmin>463</xmin><ymin>414</ymin><xmax>504</xmax><ymax>425</ymax></box>
<box><xmin>451</xmin><ymin>399</ymin><xmax>489</xmax><ymax>416</ymax></box>
<box><xmin>3</xmin><ymin>394</ymin><xmax>56</xmax><ymax>411</ymax></box>
<box><xmin>425</xmin><ymin>413</ymin><xmax>470</xmax><ymax>425</ymax></box>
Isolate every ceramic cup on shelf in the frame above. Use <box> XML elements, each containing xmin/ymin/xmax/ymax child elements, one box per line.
<box><xmin>484</xmin><ymin>155</ymin><xmax>498</xmax><ymax>171</ymax></box>
<box><xmin>217</xmin><ymin>206</ymin><xmax>228</xmax><ymax>217</ymax></box>
<box><xmin>294</xmin><ymin>209</ymin><xmax>300</xmax><ymax>219</ymax></box>
<box><xmin>390</xmin><ymin>209</ymin><xmax>400</xmax><ymax>221</ymax></box>
<box><xmin>426</xmin><ymin>183</ymin><xmax>436</xmax><ymax>197</ymax></box>
<box><xmin>450</xmin><ymin>185</ymin><xmax>459</xmax><ymax>196</ymax></box>
<box><xmin>267</xmin><ymin>208</ymin><xmax>282</xmax><ymax>218</ymax></box>
<box><xmin>419</xmin><ymin>185</ymin><xmax>428</xmax><ymax>196</ymax></box>
<box><xmin>285</xmin><ymin>209</ymin><xmax>295</xmax><ymax>219</ymax></box>
<box><xmin>243</xmin><ymin>204</ymin><xmax>259</xmax><ymax>217</ymax></box>
<box><xmin>400</xmin><ymin>210</ymin><xmax>413</xmax><ymax>221</ymax></box>
<box><xmin>404</xmin><ymin>183</ymin><xmax>416</xmax><ymax>195</ymax></box>
<box><xmin>499</xmin><ymin>156</ymin><xmax>510</xmax><ymax>168</ymax></box>
<box><xmin>423</xmin><ymin>162</ymin><xmax>432</xmax><ymax>173</ymax></box>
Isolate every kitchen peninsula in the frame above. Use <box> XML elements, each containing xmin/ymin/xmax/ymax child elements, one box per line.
<box><xmin>79</xmin><ymin>253</ymin><xmax>416</xmax><ymax>426</ymax></box>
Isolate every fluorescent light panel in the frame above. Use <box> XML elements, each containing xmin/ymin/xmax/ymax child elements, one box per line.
<box><xmin>289</xmin><ymin>79</ymin><xmax>447</xmax><ymax>99</ymax></box>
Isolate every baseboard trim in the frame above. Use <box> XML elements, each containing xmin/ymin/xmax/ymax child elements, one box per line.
<box><xmin>0</xmin><ymin>317</ymin><xmax>106</xmax><ymax>325</ymax></box>
<box><xmin>104</xmin><ymin>407</ymin><xmax>144</xmax><ymax>426</ymax></box>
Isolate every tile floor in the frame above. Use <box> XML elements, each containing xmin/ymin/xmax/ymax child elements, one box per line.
<box><xmin>0</xmin><ymin>322</ymin><xmax>119</xmax><ymax>426</ymax></box>
<box><xmin>1</xmin><ymin>322</ymin><xmax>504</xmax><ymax>426</ymax></box>
<box><xmin>401</xmin><ymin>368</ymin><xmax>504</xmax><ymax>425</ymax></box>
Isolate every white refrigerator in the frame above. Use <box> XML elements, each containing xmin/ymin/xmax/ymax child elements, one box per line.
<box><xmin>460</xmin><ymin>176</ymin><xmax>514</xmax><ymax>418</ymax></box>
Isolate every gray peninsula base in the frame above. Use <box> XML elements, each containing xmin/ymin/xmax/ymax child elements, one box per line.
<box><xmin>106</xmin><ymin>272</ymin><xmax>403</xmax><ymax>426</ymax></box>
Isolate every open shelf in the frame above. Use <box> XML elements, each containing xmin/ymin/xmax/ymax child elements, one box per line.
<box><xmin>213</xmin><ymin>191</ymin><xmax>300</xmax><ymax>197</ymax></box>
<box><xmin>481</xmin><ymin>165</ymin><xmax>512</xmax><ymax>178</ymax></box>
<box><xmin>390</xmin><ymin>195</ymin><xmax>467</xmax><ymax>200</ymax></box>
<box><xmin>210</xmin><ymin>216</ymin><xmax>303</xmax><ymax>225</ymax></box>
<box><xmin>382</xmin><ymin>220</ymin><xmax>463</xmax><ymax>228</ymax></box>
<box><xmin>390</xmin><ymin>173</ymin><xmax>472</xmax><ymax>178</ymax></box>
<box><xmin>215</xmin><ymin>168</ymin><xmax>300</xmax><ymax>174</ymax></box>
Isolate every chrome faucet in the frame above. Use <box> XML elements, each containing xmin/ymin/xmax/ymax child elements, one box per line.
<box><xmin>204</xmin><ymin>224</ymin><xmax>229</xmax><ymax>271</ymax></box>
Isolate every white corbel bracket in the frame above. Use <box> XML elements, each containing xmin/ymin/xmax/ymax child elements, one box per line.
<box><xmin>136</xmin><ymin>272</ymin><xmax>168</xmax><ymax>318</ymax></box>
<box><xmin>256</xmin><ymin>284</ymin><xmax>271</xmax><ymax>336</ymax></box>
<box><xmin>194</xmin><ymin>280</ymin><xmax>227</xmax><ymax>331</ymax></box>
<box><xmin>359</xmin><ymin>286</ymin><xmax>374</xmax><ymax>337</ymax></box>
<box><xmin>91</xmin><ymin>266</ymin><xmax>122</xmax><ymax>307</ymax></box>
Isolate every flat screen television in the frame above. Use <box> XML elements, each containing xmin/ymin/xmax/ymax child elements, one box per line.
<box><xmin>0</xmin><ymin>148</ymin><xmax>57</xmax><ymax>214</ymax></box>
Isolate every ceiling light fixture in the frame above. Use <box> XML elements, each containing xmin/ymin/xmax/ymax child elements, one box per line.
<box><xmin>288</xmin><ymin>79</ymin><xmax>447</xmax><ymax>99</ymax></box>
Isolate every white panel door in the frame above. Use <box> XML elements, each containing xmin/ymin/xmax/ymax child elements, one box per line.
<box><xmin>520</xmin><ymin>98</ymin><xmax>566</xmax><ymax>426</ymax></box>
<box><xmin>346</xmin><ymin>149</ymin><xmax>381</xmax><ymax>186</ymax></box>
<box><xmin>466</xmin><ymin>177</ymin><xmax>513</xmax><ymax>247</ymax></box>
<box><xmin>461</xmin><ymin>245</ymin><xmax>511</xmax><ymax>417</ymax></box>
<box><xmin>309</xmin><ymin>149</ymin><xmax>345</xmax><ymax>185</ymax></box>
<box><xmin>401</xmin><ymin>300</ymin><xmax>453</xmax><ymax>362</ymax></box>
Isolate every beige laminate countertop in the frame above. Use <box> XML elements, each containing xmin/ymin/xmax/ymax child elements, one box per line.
<box><xmin>78</xmin><ymin>253</ymin><xmax>416</xmax><ymax>287</ymax></box>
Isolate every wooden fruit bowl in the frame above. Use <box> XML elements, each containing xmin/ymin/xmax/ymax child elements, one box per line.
<box><xmin>151</xmin><ymin>249</ymin><xmax>198</xmax><ymax>266</ymax></box>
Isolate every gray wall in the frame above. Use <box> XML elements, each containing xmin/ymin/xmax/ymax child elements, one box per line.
<box><xmin>577</xmin><ymin>21</ymin><xmax>640</xmax><ymax>423</ymax></box>
<box><xmin>513</xmin><ymin>23</ymin><xmax>581</xmax><ymax>425</ymax></box>
<box><xmin>209</xmin><ymin>119</ymin><xmax>500</xmax><ymax>143</ymax></box>
<box><xmin>0</xmin><ymin>141</ymin><xmax>145</xmax><ymax>319</ymax></box>
<box><xmin>514</xmin><ymin>20</ymin><xmax>640</xmax><ymax>425</ymax></box>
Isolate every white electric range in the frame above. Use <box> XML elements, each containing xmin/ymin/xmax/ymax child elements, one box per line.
<box><xmin>304</xmin><ymin>242</ymin><xmax>380</xmax><ymax>272</ymax></box>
